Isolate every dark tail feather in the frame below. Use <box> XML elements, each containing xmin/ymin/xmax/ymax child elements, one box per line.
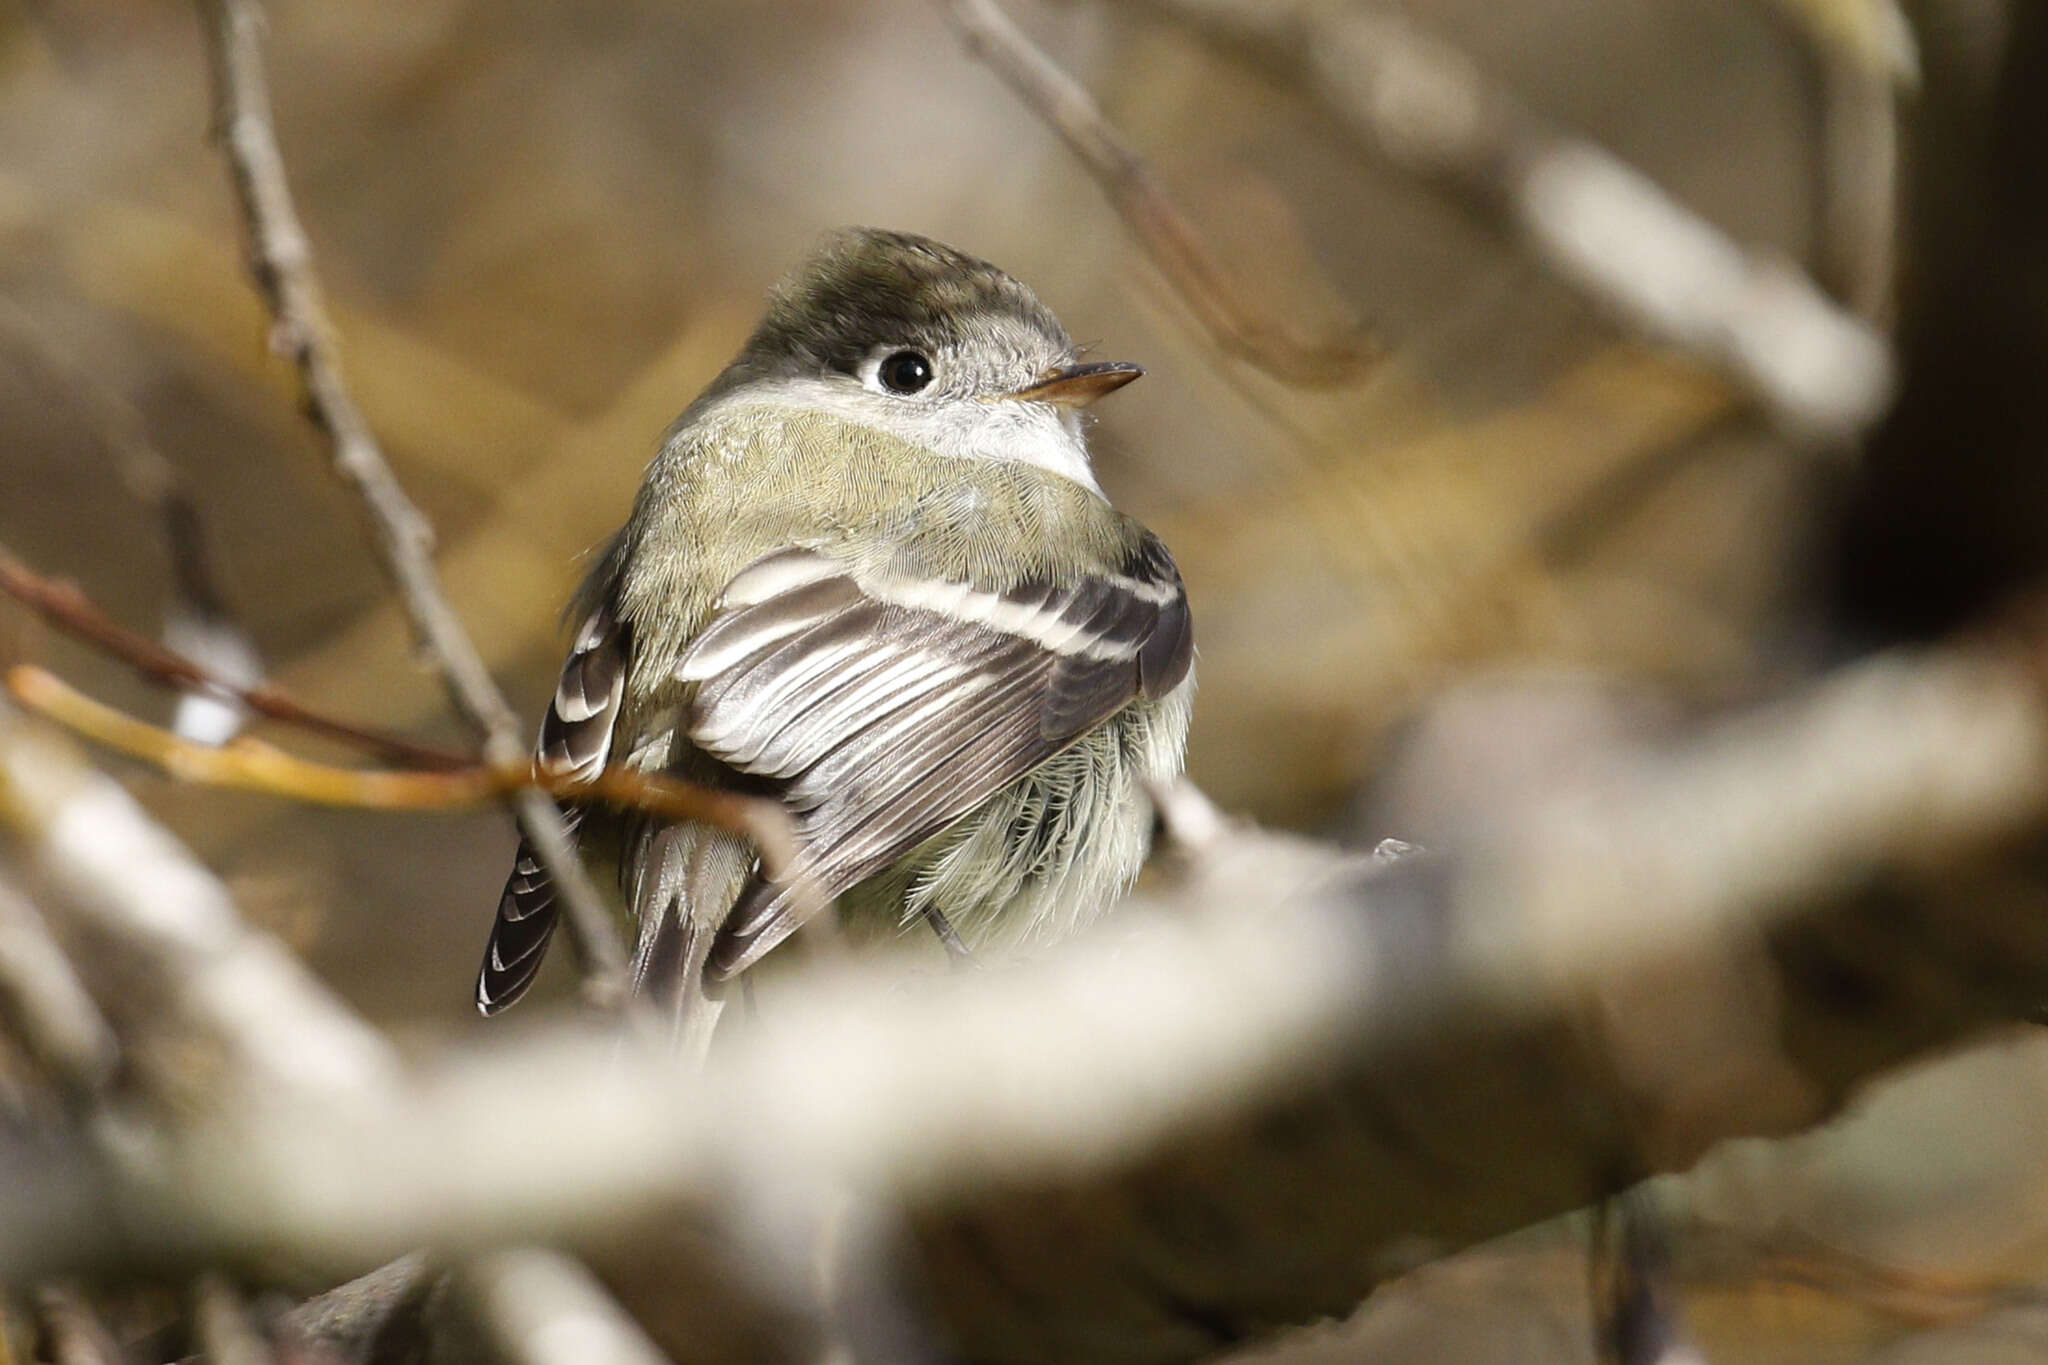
<box><xmin>475</xmin><ymin>826</ymin><xmax>572</xmax><ymax>1015</ymax></box>
<box><xmin>629</xmin><ymin>825</ymin><xmax>745</xmax><ymax>1060</ymax></box>
<box><xmin>705</xmin><ymin>873</ymin><xmax>783</xmax><ymax>982</ymax></box>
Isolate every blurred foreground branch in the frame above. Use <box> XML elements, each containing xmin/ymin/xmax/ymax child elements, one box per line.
<box><xmin>192</xmin><ymin>0</ymin><xmax>626</xmax><ymax>1003</ymax></box>
<box><xmin>6</xmin><ymin>612</ymin><xmax>2048</xmax><ymax>1358</ymax></box>
<box><xmin>0</xmin><ymin>702</ymin><xmax>665</xmax><ymax>1364</ymax></box>
<box><xmin>0</xmin><ymin>877</ymin><xmax>116</xmax><ymax>1109</ymax></box>
<box><xmin>0</xmin><ymin>708</ymin><xmax>396</xmax><ymax>1104</ymax></box>
<box><xmin>1124</xmin><ymin>0</ymin><xmax>1896</xmax><ymax>439</ymax></box>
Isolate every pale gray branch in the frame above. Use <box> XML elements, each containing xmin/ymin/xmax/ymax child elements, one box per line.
<box><xmin>194</xmin><ymin>1273</ymin><xmax>279</xmax><ymax>1365</ymax></box>
<box><xmin>34</xmin><ymin>1283</ymin><xmax>125</xmax><ymax>1365</ymax></box>
<box><xmin>453</xmin><ymin>1250</ymin><xmax>677</xmax><ymax>1365</ymax></box>
<box><xmin>1123</xmin><ymin>0</ymin><xmax>1897</xmax><ymax>439</ymax></box>
<box><xmin>0</xmin><ymin>700</ymin><xmax>664</xmax><ymax>1364</ymax></box>
<box><xmin>3</xmin><ymin>629</ymin><xmax>2048</xmax><ymax>1360</ymax></box>
<box><xmin>0</xmin><ymin>703</ymin><xmax>396</xmax><ymax>1102</ymax></box>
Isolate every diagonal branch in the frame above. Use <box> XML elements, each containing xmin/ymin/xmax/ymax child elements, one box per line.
<box><xmin>0</xmin><ymin>700</ymin><xmax>671</xmax><ymax>1365</ymax></box>
<box><xmin>0</xmin><ymin>875</ymin><xmax>118</xmax><ymax>1109</ymax></box>
<box><xmin>941</xmin><ymin>0</ymin><xmax>1379</xmax><ymax>386</ymax></box>
<box><xmin>1122</xmin><ymin>0</ymin><xmax>1896</xmax><ymax>440</ymax></box>
<box><xmin>0</xmin><ymin>543</ymin><xmax>465</xmax><ymax>771</ymax></box>
<box><xmin>191</xmin><ymin>0</ymin><xmax>626</xmax><ymax>1004</ymax></box>
<box><xmin>7</xmin><ymin>617</ymin><xmax>2048</xmax><ymax>1364</ymax></box>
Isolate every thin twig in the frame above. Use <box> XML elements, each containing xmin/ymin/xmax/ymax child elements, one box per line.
<box><xmin>0</xmin><ymin>297</ymin><xmax>267</xmax><ymax>747</ymax></box>
<box><xmin>192</xmin><ymin>0</ymin><xmax>626</xmax><ymax>1001</ymax></box>
<box><xmin>1123</xmin><ymin>0</ymin><xmax>1896</xmax><ymax>440</ymax></box>
<box><xmin>942</xmin><ymin>0</ymin><xmax>1378</xmax><ymax>386</ymax></box>
<box><xmin>1805</xmin><ymin>25</ymin><xmax>1904</xmax><ymax>322</ymax></box>
<box><xmin>0</xmin><ymin>543</ymin><xmax>464</xmax><ymax>770</ymax></box>
<box><xmin>1757</xmin><ymin>0</ymin><xmax>1920</xmax><ymax>84</ymax></box>
<box><xmin>0</xmin><ymin>297</ymin><xmax>187</xmax><ymax>521</ymax></box>
<box><xmin>6</xmin><ymin>667</ymin><xmax>801</xmax><ymax>881</ymax></box>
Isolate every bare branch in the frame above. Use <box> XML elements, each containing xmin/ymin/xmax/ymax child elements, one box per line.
<box><xmin>941</xmin><ymin>0</ymin><xmax>1379</xmax><ymax>385</ymax></box>
<box><xmin>1123</xmin><ymin>0</ymin><xmax>1897</xmax><ymax>439</ymax></box>
<box><xmin>5</xmin><ymin>665</ymin><xmax>801</xmax><ymax>880</ymax></box>
<box><xmin>0</xmin><ymin>700</ymin><xmax>399</xmax><ymax>1101</ymax></box>
<box><xmin>190</xmin><ymin>0</ymin><xmax>626</xmax><ymax>1003</ymax></box>
<box><xmin>0</xmin><ymin>551</ymin><xmax>802</xmax><ymax>890</ymax></box>
<box><xmin>0</xmin><ymin>625</ymin><xmax>2044</xmax><ymax>1312</ymax></box>
<box><xmin>0</xmin><ymin>296</ymin><xmax>267</xmax><ymax>748</ymax></box>
<box><xmin>1803</xmin><ymin>16</ymin><xmax>1905</xmax><ymax>322</ymax></box>
<box><xmin>1759</xmin><ymin>0</ymin><xmax>1921</xmax><ymax>83</ymax></box>
<box><xmin>0</xmin><ymin>542</ymin><xmax>466</xmax><ymax>771</ymax></box>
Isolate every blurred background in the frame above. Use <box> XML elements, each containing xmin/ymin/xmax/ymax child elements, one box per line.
<box><xmin>1</xmin><ymin>0</ymin><xmax>2045</xmax><ymax>1360</ymax></box>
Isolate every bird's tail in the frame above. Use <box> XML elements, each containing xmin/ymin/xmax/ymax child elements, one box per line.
<box><xmin>628</xmin><ymin>823</ymin><xmax>753</xmax><ymax>1062</ymax></box>
<box><xmin>475</xmin><ymin>815</ymin><xmax>581</xmax><ymax>1015</ymax></box>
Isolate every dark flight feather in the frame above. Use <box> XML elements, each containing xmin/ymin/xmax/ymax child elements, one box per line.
<box><xmin>474</xmin><ymin>609</ymin><xmax>628</xmax><ymax>1015</ymax></box>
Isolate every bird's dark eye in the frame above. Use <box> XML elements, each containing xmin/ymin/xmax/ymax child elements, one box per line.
<box><xmin>877</xmin><ymin>350</ymin><xmax>934</xmax><ymax>395</ymax></box>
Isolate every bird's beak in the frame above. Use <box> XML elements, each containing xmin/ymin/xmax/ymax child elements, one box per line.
<box><xmin>1004</xmin><ymin>360</ymin><xmax>1144</xmax><ymax>409</ymax></box>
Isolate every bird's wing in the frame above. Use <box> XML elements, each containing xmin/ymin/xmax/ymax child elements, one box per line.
<box><xmin>677</xmin><ymin>540</ymin><xmax>1192</xmax><ymax>979</ymax></box>
<box><xmin>474</xmin><ymin>607</ymin><xmax>629</xmax><ymax>1014</ymax></box>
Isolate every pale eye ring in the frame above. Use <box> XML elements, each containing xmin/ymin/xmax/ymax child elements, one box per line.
<box><xmin>877</xmin><ymin>349</ymin><xmax>934</xmax><ymax>395</ymax></box>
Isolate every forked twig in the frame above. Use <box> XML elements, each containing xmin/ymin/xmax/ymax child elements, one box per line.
<box><xmin>0</xmin><ymin>544</ymin><xmax>464</xmax><ymax>771</ymax></box>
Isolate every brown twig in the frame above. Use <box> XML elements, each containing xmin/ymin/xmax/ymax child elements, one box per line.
<box><xmin>0</xmin><ymin>544</ymin><xmax>464</xmax><ymax>771</ymax></box>
<box><xmin>192</xmin><ymin>0</ymin><xmax>626</xmax><ymax>1002</ymax></box>
<box><xmin>0</xmin><ymin>297</ymin><xmax>267</xmax><ymax>746</ymax></box>
<box><xmin>6</xmin><ymin>667</ymin><xmax>801</xmax><ymax>881</ymax></box>
<box><xmin>941</xmin><ymin>0</ymin><xmax>1378</xmax><ymax>387</ymax></box>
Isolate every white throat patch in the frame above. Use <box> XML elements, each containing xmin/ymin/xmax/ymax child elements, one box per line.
<box><xmin>701</xmin><ymin>376</ymin><xmax>1106</xmax><ymax>498</ymax></box>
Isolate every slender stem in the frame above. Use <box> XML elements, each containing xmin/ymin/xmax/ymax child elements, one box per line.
<box><xmin>0</xmin><ymin>544</ymin><xmax>466</xmax><ymax>771</ymax></box>
<box><xmin>942</xmin><ymin>0</ymin><xmax>1378</xmax><ymax>387</ymax></box>
<box><xmin>192</xmin><ymin>0</ymin><xmax>627</xmax><ymax>1002</ymax></box>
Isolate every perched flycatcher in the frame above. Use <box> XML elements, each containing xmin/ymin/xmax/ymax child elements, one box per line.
<box><xmin>476</xmin><ymin>228</ymin><xmax>1195</xmax><ymax>1042</ymax></box>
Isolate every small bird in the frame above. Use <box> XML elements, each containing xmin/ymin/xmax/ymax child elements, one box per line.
<box><xmin>476</xmin><ymin>228</ymin><xmax>1194</xmax><ymax>1044</ymax></box>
